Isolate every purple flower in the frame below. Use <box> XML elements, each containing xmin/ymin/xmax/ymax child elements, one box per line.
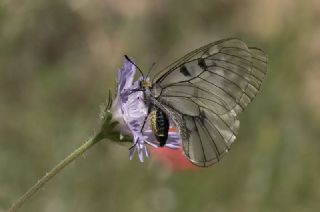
<box><xmin>111</xmin><ymin>59</ymin><xmax>181</xmax><ymax>162</ymax></box>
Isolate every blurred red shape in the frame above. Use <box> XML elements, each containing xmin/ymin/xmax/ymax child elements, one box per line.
<box><xmin>149</xmin><ymin>127</ymin><xmax>199</xmax><ymax>171</ymax></box>
<box><xmin>150</xmin><ymin>147</ymin><xmax>199</xmax><ymax>171</ymax></box>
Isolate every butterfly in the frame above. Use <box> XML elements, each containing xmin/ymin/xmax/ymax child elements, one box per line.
<box><xmin>125</xmin><ymin>38</ymin><xmax>268</xmax><ymax>167</ymax></box>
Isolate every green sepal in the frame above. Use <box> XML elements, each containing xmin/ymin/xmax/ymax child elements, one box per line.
<box><xmin>98</xmin><ymin>90</ymin><xmax>133</xmax><ymax>144</ymax></box>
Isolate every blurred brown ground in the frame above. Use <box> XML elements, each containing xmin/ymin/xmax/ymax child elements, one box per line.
<box><xmin>1</xmin><ymin>0</ymin><xmax>320</xmax><ymax>211</ymax></box>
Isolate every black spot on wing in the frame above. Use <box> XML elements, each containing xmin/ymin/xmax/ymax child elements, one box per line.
<box><xmin>198</xmin><ymin>58</ymin><xmax>207</xmax><ymax>69</ymax></box>
<box><xmin>180</xmin><ymin>65</ymin><xmax>191</xmax><ymax>76</ymax></box>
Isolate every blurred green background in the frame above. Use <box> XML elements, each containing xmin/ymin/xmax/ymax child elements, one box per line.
<box><xmin>1</xmin><ymin>0</ymin><xmax>320</xmax><ymax>211</ymax></box>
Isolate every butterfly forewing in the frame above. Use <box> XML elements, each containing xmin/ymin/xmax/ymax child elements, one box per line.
<box><xmin>151</xmin><ymin>38</ymin><xmax>268</xmax><ymax>166</ymax></box>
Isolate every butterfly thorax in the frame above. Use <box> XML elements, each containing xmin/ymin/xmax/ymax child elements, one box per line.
<box><xmin>139</xmin><ymin>78</ymin><xmax>151</xmax><ymax>101</ymax></box>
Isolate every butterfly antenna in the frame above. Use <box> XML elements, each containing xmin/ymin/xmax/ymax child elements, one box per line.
<box><xmin>146</xmin><ymin>61</ymin><xmax>156</xmax><ymax>78</ymax></box>
<box><xmin>124</xmin><ymin>55</ymin><xmax>144</xmax><ymax>79</ymax></box>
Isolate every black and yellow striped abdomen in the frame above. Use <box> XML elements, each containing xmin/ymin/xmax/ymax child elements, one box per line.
<box><xmin>150</xmin><ymin>107</ymin><xmax>169</xmax><ymax>147</ymax></box>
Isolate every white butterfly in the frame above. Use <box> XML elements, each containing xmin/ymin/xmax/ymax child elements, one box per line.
<box><xmin>127</xmin><ymin>38</ymin><xmax>268</xmax><ymax>167</ymax></box>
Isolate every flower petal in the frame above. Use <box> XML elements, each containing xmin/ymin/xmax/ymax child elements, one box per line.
<box><xmin>118</xmin><ymin>59</ymin><xmax>136</xmax><ymax>91</ymax></box>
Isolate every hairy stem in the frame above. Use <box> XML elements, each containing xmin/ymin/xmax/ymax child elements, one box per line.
<box><xmin>8</xmin><ymin>133</ymin><xmax>104</xmax><ymax>212</ymax></box>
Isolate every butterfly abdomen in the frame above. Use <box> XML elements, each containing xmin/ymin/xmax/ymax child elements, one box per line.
<box><xmin>150</xmin><ymin>108</ymin><xmax>169</xmax><ymax>147</ymax></box>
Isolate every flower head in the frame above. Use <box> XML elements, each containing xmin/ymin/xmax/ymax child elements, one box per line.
<box><xmin>109</xmin><ymin>58</ymin><xmax>182</xmax><ymax>162</ymax></box>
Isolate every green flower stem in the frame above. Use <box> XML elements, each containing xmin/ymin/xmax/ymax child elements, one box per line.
<box><xmin>8</xmin><ymin>132</ymin><xmax>105</xmax><ymax>212</ymax></box>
